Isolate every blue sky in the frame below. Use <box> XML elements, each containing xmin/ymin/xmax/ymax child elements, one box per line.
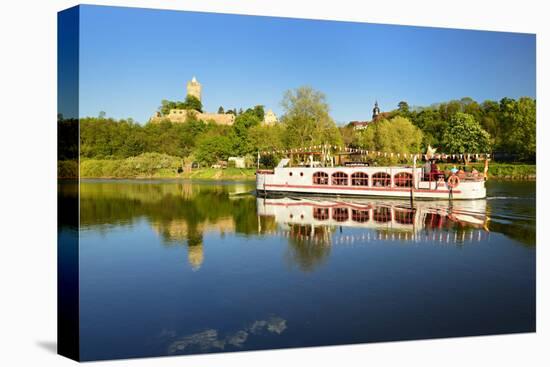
<box><xmin>76</xmin><ymin>5</ymin><xmax>536</xmax><ymax>124</ymax></box>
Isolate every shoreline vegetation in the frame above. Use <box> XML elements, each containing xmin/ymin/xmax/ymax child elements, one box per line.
<box><xmin>58</xmin><ymin>154</ymin><xmax>536</xmax><ymax>181</ymax></box>
<box><xmin>58</xmin><ymin>87</ymin><xmax>536</xmax><ymax>182</ymax></box>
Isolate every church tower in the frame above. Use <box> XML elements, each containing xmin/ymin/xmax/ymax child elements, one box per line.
<box><xmin>186</xmin><ymin>76</ymin><xmax>202</xmax><ymax>101</ymax></box>
<box><xmin>372</xmin><ymin>100</ymin><xmax>380</xmax><ymax>120</ymax></box>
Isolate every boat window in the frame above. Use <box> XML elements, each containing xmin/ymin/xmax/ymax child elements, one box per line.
<box><xmin>332</xmin><ymin>172</ymin><xmax>349</xmax><ymax>186</ymax></box>
<box><xmin>332</xmin><ymin>207</ymin><xmax>349</xmax><ymax>222</ymax></box>
<box><xmin>313</xmin><ymin>172</ymin><xmax>329</xmax><ymax>185</ymax></box>
<box><xmin>373</xmin><ymin>206</ymin><xmax>392</xmax><ymax>222</ymax></box>
<box><xmin>372</xmin><ymin>172</ymin><xmax>391</xmax><ymax>187</ymax></box>
<box><xmin>394</xmin><ymin>172</ymin><xmax>413</xmax><ymax>187</ymax></box>
<box><xmin>351</xmin><ymin>172</ymin><xmax>369</xmax><ymax>186</ymax></box>
<box><xmin>352</xmin><ymin>209</ymin><xmax>370</xmax><ymax>222</ymax></box>
<box><xmin>313</xmin><ymin>207</ymin><xmax>329</xmax><ymax>220</ymax></box>
<box><xmin>394</xmin><ymin>208</ymin><xmax>415</xmax><ymax>224</ymax></box>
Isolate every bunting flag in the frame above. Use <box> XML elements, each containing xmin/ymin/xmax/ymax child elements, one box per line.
<box><xmin>256</xmin><ymin>145</ymin><xmax>492</xmax><ymax>160</ymax></box>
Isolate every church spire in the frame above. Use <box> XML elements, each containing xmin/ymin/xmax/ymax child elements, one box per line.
<box><xmin>372</xmin><ymin>100</ymin><xmax>380</xmax><ymax>120</ymax></box>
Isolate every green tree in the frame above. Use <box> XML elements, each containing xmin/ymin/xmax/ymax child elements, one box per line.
<box><xmin>355</xmin><ymin>116</ymin><xmax>423</xmax><ymax>163</ymax></box>
<box><xmin>397</xmin><ymin>101</ymin><xmax>409</xmax><ymax>115</ymax></box>
<box><xmin>194</xmin><ymin>131</ymin><xmax>234</xmax><ymax>165</ymax></box>
<box><xmin>232</xmin><ymin>110</ymin><xmax>261</xmax><ymax>156</ymax></box>
<box><xmin>159</xmin><ymin>100</ymin><xmax>178</xmax><ymax>115</ymax></box>
<box><xmin>498</xmin><ymin>97</ymin><xmax>536</xmax><ymax>161</ymax></box>
<box><xmin>217</xmin><ymin>106</ymin><xmax>224</xmax><ymax>114</ymax></box>
<box><xmin>248</xmin><ymin>124</ymin><xmax>285</xmax><ymax>152</ymax></box>
<box><xmin>442</xmin><ymin>113</ymin><xmax>491</xmax><ymax>159</ymax></box>
<box><xmin>280</xmin><ymin>86</ymin><xmax>342</xmax><ymax>148</ymax></box>
<box><xmin>253</xmin><ymin>105</ymin><xmax>265</xmax><ymax>121</ymax></box>
<box><xmin>182</xmin><ymin>95</ymin><xmax>203</xmax><ymax>112</ymax></box>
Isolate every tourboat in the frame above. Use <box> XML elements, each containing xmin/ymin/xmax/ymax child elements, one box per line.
<box><xmin>256</xmin><ymin>151</ymin><xmax>488</xmax><ymax>200</ymax></box>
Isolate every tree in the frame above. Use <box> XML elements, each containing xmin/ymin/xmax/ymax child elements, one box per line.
<box><xmin>280</xmin><ymin>86</ymin><xmax>342</xmax><ymax>148</ymax></box>
<box><xmin>232</xmin><ymin>111</ymin><xmax>261</xmax><ymax>156</ymax></box>
<box><xmin>355</xmin><ymin>116</ymin><xmax>423</xmax><ymax>164</ymax></box>
<box><xmin>98</xmin><ymin>111</ymin><xmax>106</xmax><ymax>119</ymax></box>
<box><xmin>194</xmin><ymin>132</ymin><xmax>234</xmax><ymax>165</ymax></box>
<box><xmin>248</xmin><ymin>124</ymin><xmax>285</xmax><ymax>152</ymax></box>
<box><xmin>397</xmin><ymin>101</ymin><xmax>409</xmax><ymax>115</ymax></box>
<box><xmin>498</xmin><ymin>97</ymin><xmax>536</xmax><ymax>161</ymax></box>
<box><xmin>442</xmin><ymin>113</ymin><xmax>491</xmax><ymax>160</ymax></box>
<box><xmin>217</xmin><ymin>106</ymin><xmax>224</xmax><ymax>114</ymax></box>
<box><xmin>183</xmin><ymin>95</ymin><xmax>202</xmax><ymax>112</ymax></box>
<box><xmin>159</xmin><ymin>100</ymin><xmax>177</xmax><ymax>115</ymax></box>
<box><xmin>253</xmin><ymin>105</ymin><xmax>265</xmax><ymax>121</ymax></box>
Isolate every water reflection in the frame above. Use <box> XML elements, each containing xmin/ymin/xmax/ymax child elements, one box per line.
<box><xmin>167</xmin><ymin>316</ymin><xmax>287</xmax><ymax>354</ymax></box>
<box><xmin>257</xmin><ymin>197</ymin><xmax>489</xmax><ymax>245</ymax></box>
<box><xmin>73</xmin><ymin>180</ymin><xmax>535</xmax><ymax>360</ymax></box>
<box><xmin>77</xmin><ymin>180</ymin><xmax>535</xmax><ymax>273</ymax></box>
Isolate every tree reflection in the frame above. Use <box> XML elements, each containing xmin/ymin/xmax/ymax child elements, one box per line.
<box><xmin>285</xmin><ymin>225</ymin><xmax>332</xmax><ymax>272</ymax></box>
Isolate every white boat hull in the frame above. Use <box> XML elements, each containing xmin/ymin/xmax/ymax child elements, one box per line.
<box><xmin>256</xmin><ymin>166</ymin><xmax>486</xmax><ymax>200</ymax></box>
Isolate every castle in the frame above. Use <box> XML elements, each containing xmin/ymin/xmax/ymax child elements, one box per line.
<box><xmin>151</xmin><ymin>77</ymin><xmax>278</xmax><ymax>126</ymax></box>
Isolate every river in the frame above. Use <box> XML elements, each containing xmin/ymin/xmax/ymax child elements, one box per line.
<box><xmin>58</xmin><ymin>179</ymin><xmax>536</xmax><ymax>361</ymax></box>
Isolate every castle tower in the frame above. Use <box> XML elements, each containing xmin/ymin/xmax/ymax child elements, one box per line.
<box><xmin>186</xmin><ymin>76</ymin><xmax>202</xmax><ymax>101</ymax></box>
<box><xmin>372</xmin><ymin>100</ymin><xmax>380</xmax><ymax>120</ymax></box>
<box><xmin>263</xmin><ymin>109</ymin><xmax>278</xmax><ymax>125</ymax></box>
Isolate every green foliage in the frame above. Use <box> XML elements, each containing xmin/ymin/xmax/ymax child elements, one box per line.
<box><xmin>442</xmin><ymin>113</ymin><xmax>491</xmax><ymax>155</ymax></box>
<box><xmin>397</xmin><ymin>101</ymin><xmax>410</xmax><ymax>115</ymax></box>
<box><xmin>394</xmin><ymin>96</ymin><xmax>535</xmax><ymax>162</ymax></box>
<box><xmin>75</xmin><ymin>90</ymin><xmax>536</xmax><ymax>179</ymax></box>
<box><xmin>354</xmin><ymin>116</ymin><xmax>423</xmax><ymax>164</ymax></box>
<box><xmin>80</xmin><ymin>153</ymin><xmax>182</xmax><ymax>178</ymax></box>
<box><xmin>80</xmin><ymin>116</ymin><xmax>208</xmax><ymax>159</ymax></box>
<box><xmin>498</xmin><ymin>97</ymin><xmax>536</xmax><ymax>161</ymax></box>
<box><xmin>259</xmin><ymin>154</ymin><xmax>278</xmax><ymax>168</ymax></box>
<box><xmin>281</xmin><ymin>86</ymin><xmax>342</xmax><ymax>148</ymax></box>
<box><xmin>232</xmin><ymin>109</ymin><xmax>262</xmax><ymax>155</ymax></box>
<box><xmin>248</xmin><ymin>124</ymin><xmax>285</xmax><ymax>152</ymax></box>
<box><xmin>194</xmin><ymin>130</ymin><xmax>234</xmax><ymax>166</ymax></box>
<box><xmin>159</xmin><ymin>95</ymin><xmax>203</xmax><ymax>115</ymax></box>
<box><xmin>183</xmin><ymin>95</ymin><xmax>203</xmax><ymax>112</ymax></box>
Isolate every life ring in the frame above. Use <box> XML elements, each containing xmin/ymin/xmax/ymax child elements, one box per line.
<box><xmin>447</xmin><ymin>175</ymin><xmax>460</xmax><ymax>189</ymax></box>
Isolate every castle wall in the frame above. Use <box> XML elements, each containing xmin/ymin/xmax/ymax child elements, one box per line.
<box><xmin>150</xmin><ymin>109</ymin><xmax>235</xmax><ymax>125</ymax></box>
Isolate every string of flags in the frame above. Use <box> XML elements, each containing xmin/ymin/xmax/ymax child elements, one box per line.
<box><xmin>258</xmin><ymin>145</ymin><xmax>491</xmax><ymax>160</ymax></box>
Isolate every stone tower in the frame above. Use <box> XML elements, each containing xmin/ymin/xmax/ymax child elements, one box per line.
<box><xmin>186</xmin><ymin>76</ymin><xmax>202</xmax><ymax>101</ymax></box>
<box><xmin>372</xmin><ymin>100</ymin><xmax>380</xmax><ymax>120</ymax></box>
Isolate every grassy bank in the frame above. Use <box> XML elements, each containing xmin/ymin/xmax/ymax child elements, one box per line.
<box><xmin>60</xmin><ymin>153</ymin><xmax>535</xmax><ymax>180</ymax></box>
<box><xmin>69</xmin><ymin>153</ymin><xmax>256</xmax><ymax>180</ymax></box>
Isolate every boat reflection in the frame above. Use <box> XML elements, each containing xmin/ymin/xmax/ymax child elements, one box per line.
<box><xmin>257</xmin><ymin>196</ymin><xmax>489</xmax><ymax>247</ymax></box>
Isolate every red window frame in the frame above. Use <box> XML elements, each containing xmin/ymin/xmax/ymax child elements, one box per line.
<box><xmin>394</xmin><ymin>172</ymin><xmax>413</xmax><ymax>187</ymax></box>
<box><xmin>331</xmin><ymin>171</ymin><xmax>349</xmax><ymax>186</ymax></box>
<box><xmin>372</xmin><ymin>172</ymin><xmax>391</xmax><ymax>187</ymax></box>
<box><xmin>351</xmin><ymin>172</ymin><xmax>369</xmax><ymax>186</ymax></box>
<box><xmin>313</xmin><ymin>172</ymin><xmax>329</xmax><ymax>185</ymax></box>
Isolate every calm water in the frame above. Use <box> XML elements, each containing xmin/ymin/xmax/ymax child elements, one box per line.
<box><xmin>59</xmin><ymin>180</ymin><xmax>536</xmax><ymax>361</ymax></box>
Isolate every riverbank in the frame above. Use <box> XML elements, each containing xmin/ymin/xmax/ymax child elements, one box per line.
<box><xmin>59</xmin><ymin>154</ymin><xmax>535</xmax><ymax>181</ymax></box>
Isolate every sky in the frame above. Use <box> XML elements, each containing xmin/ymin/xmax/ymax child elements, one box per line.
<box><xmin>72</xmin><ymin>5</ymin><xmax>536</xmax><ymax>124</ymax></box>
